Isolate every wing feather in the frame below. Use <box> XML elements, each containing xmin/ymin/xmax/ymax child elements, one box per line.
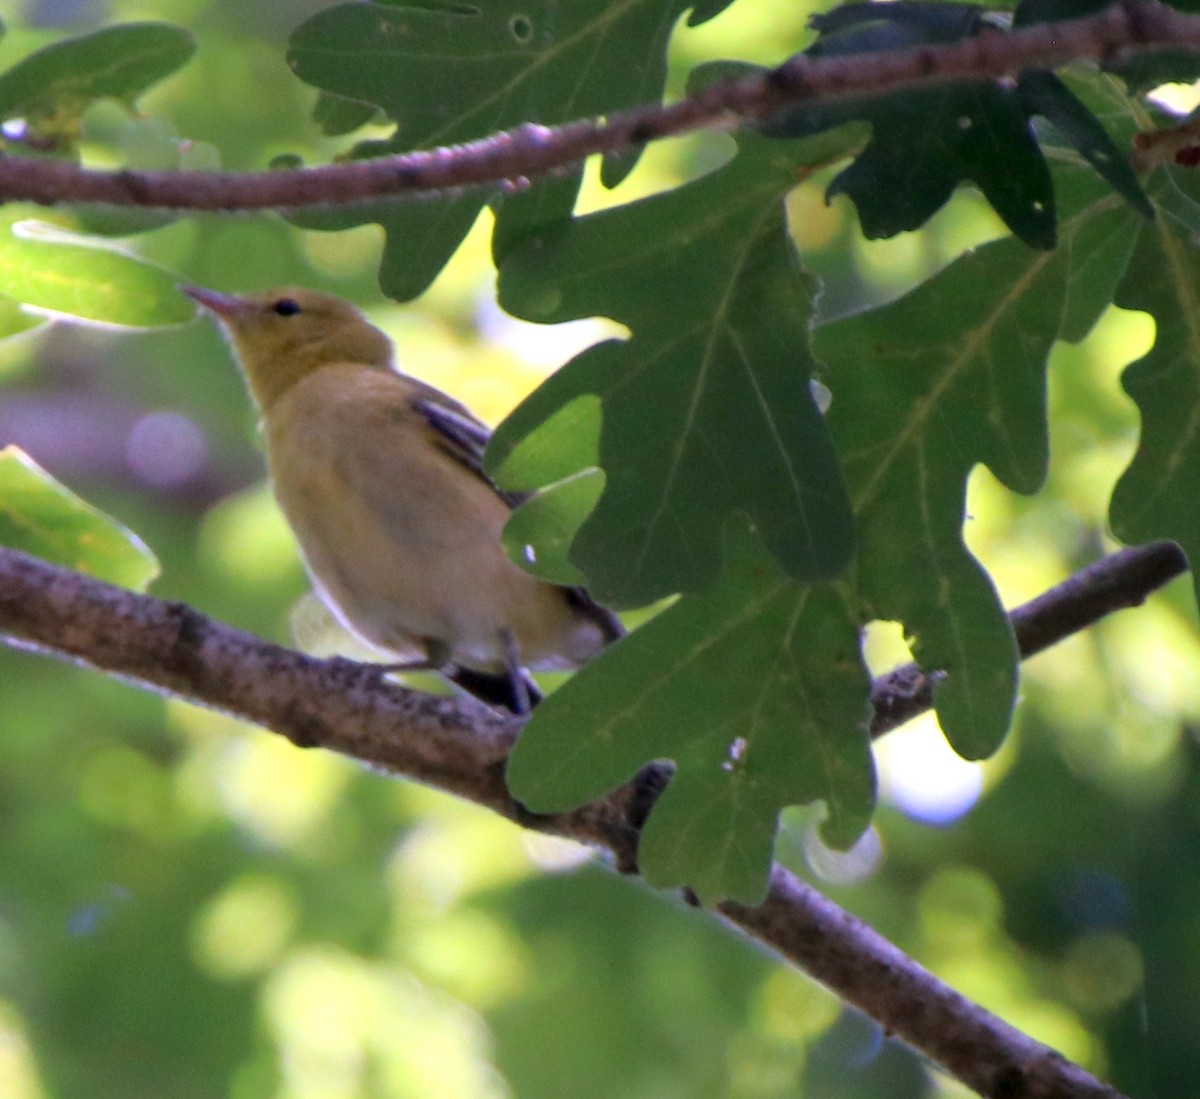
<box><xmin>412</xmin><ymin>392</ymin><xmax>530</xmax><ymax>509</ymax></box>
<box><xmin>409</xmin><ymin>381</ymin><xmax>623</xmax><ymax>644</ymax></box>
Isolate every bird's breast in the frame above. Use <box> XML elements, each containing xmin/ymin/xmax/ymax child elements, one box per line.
<box><xmin>260</xmin><ymin>367</ymin><xmax>603</xmax><ymax>671</ymax></box>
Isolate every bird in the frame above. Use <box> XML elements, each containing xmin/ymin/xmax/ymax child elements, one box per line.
<box><xmin>183</xmin><ymin>285</ymin><xmax>623</xmax><ymax>713</ymax></box>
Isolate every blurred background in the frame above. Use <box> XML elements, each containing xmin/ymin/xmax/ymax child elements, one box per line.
<box><xmin>0</xmin><ymin>0</ymin><xmax>1197</xmax><ymax>1096</ymax></box>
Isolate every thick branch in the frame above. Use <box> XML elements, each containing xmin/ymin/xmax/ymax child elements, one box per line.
<box><xmin>0</xmin><ymin>1</ymin><xmax>1193</xmax><ymax>211</ymax></box>
<box><xmin>0</xmin><ymin>544</ymin><xmax>1179</xmax><ymax>1095</ymax></box>
<box><xmin>720</xmin><ymin>869</ymin><xmax>1124</xmax><ymax>1099</ymax></box>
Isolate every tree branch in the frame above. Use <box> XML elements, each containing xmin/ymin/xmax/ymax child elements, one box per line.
<box><xmin>0</xmin><ymin>1</ymin><xmax>1193</xmax><ymax>212</ymax></box>
<box><xmin>720</xmin><ymin>869</ymin><xmax>1126</xmax><ymax>1099</ymax></box>
<box><xmin>869</xmin><ymin>540</ymin><xmax>1189</xmax><ymax>737</ymax></box>
<box><xmin>0</xmin><ymin>540</ymin><xmax>1183</xmax><ymax>1097</ymax></box>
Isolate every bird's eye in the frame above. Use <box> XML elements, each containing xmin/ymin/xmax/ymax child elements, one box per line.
<box><xmin>272</xmin><ymin>298</ymin><xmax>302</xmax><ymax>317</ymax></box>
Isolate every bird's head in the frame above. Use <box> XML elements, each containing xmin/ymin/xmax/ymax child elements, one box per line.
<box><xmin>184</xmin><ymin>286</ymin><xmax>394</xmax><ymax>410</ymax></box>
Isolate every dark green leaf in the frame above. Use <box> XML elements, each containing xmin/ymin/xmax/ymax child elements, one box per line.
<box><xmin>1019</xmin><ymin>71</ymin><xmax>1152</xmax><ymax>220</ymax></box>
<box><xmin>286</xmin><ymin>0</ymin><xmax>730</xmax><ymax>298</ymax></box>
<box><xmin>507</xmin><ymin>517</ymin><xmax>874</xmax><ymax>905</ymax></box>
<box><xmin>849</xmin><ymin>81</ymin><xmax>1052</xmax><ymax>246</ymax></box>
<box><xmin>0</xmin><ymin>447</ymin><xmax>159</xmax><ymax>589</ymax></box>
<box><xmin>1110</xmin><ymin>167</ymin><xmax>1200</xmax><ymax>594</ymax></box>
<box><xmin>1013</xmin><ymin>0</ymin><xmax>1114</xmax><ymax>24</ymax></box>
<box><xmin>1151</xmin><ymin>165</ymin><xmax>1200</xmax><ymax>232</ymax></box>
<box><xmin>1018</xmin><ymin>0</ymin><xmax>1200</xmax><ymax>26</ymax></box>
<box><xmin>312</xmin><ymin>91</ymin><xmax>380</xmax><ymax>136</ymax></box>
<box><xmin>1106</xmin><ymin>47</ymin><xmax>1200</xmax><ymax>93</ymax></box>
<box><xmin>809</xmin><ymin>1</ymin><xmax>987</xmax><ymax>44</ymax></box>
<box><xmin>765</xmin><ymin>2</ymin><xmax>1169</xmax><ymax>241</ymax></box>
<box><xmin>770</xmin><ymin>76</ymin><xmax>1056</xmax><ymax>248</ymax></box>
<box><xmin>1047</xmin><ymin>160</ymin><xmax>1144</xmax><ymax>342</ymax></box>
<box><xmin>0</xmin><ymin>23</ymin><xmax>194</xmax><ymax>135</ymax></box>
<box><xmin>815</xmin><ymin>164</ymin><xmax>1140</xmax><ymax>758</ymax></box>
<box><xmin>492</xmin><ymin>131</ymin><xmax>859</xmax><ymax>607</ymax></box>
<box><xmin>687</xmin><ymin>0</ymin><xmax>736</xmax><ymax>23</ymax></box>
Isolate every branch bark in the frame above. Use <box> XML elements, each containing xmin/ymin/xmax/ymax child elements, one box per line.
<box><xmin>0</xmin><ymin>1</ymin><xmax>1193</xmax><ymax>211</ymax></box>
<box><xmin>0</xmin><ymin>540</ymin><xmax>1185</xmax><ymax>1097</ymax></box>
<box><xmin>869</xmin><ymin>540</ymin><xmax>1189</xmax><ymax>737</ymax></box>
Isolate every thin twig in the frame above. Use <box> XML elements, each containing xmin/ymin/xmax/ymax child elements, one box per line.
<box><xmin>0</xmin><ymin>1</ymin><xmax>1193</xmax><ymax>211</ymax></box>
<box><xmin>1132</xmin><ymin>115</ymin><xmax>1200</xmax><ymax>171</ymax></box>
<box><xmin>868</xmin><ymin>540</ymin><xmax>1188</xmax><ymax>737</ymax></box>
<box><xmin>0</xmin><ymin>540</ymin><xmax>1180</xmax><ymax>1096</ymax></box>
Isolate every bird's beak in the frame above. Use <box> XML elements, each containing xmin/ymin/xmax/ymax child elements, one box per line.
<box><xmin>182</xmin><ymin>285</ymin><xmax>245</xmax><ymax>321</ymax></box>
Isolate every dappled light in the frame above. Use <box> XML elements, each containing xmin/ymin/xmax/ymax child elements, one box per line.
<box><xmin>0</xmin><ymin>1003</ymin><xmax>46</xmax><ymax>1099</ymax></box>
<box><xmin>125</xmin><ymin>410</ymin><xmax>207</xmax><ymax>489</ymax></box>
<box><xmin>877</xmin><ymin>715</ymin><xmax>986</xmax><ymax>826</ymax></box>
<box><xmin>0</xmin><ymin>1</ymin><xmax>1198</xmax><ymax>1097</ymax></box>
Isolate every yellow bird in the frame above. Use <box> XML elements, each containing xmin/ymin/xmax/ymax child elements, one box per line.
<box><xmin>184</xmin><ymin>285</ymin><xmax>622</xmax><ymax>712</ymax></box>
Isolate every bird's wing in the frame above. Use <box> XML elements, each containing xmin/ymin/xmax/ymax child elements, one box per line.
<box><xmin>411</xmin><ymin>388</ymin><xmax>530</xmax><ymax>509</ymax></box>
<box><xmin>411</xmin><ymin>379</ymin><xmax>623</xmax><ymax>643</ymax></box>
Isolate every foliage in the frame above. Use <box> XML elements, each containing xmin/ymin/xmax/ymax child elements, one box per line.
<box><xmin>0</xmin><ymin>21</ymin><xmax>193</xmax><ymax>147</ymax></box>
<box><xmin>284</xmin><ymin>0</ymin><xmax>734</xmax><ymax>299</ymax></box>
<box><xmin>1</xmin><ymin>1</ymin><xmax>1199</xmax><ymax>1097</ymax></box>
<box><xmin>0</xmin><ymin>445</ymin><xmax>157</xmax><ymax>586</ymax></box>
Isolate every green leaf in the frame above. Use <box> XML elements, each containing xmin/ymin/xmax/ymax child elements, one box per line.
<box><xmin>494</xmin><ymin>392</ymin><xmax>604</xmax><ymax>584</ymax></box>
<box><xmin>311</xmin><ymin>91</ymin><xmax>380</xmax><ymax>136</ymax></box>
<box><xmin>760</xmin><ymin>3</ymin><xmax>1165</xmax><ymax>244</ymax></box>
<box><xmin>0</xmin><ymin>447</ymin><xmax>158</xmax><ymax>589</ymax></box>
<box><xmin>814</xmin><ymin>164</ymin><xmax>1140</xmax><ymax>759</ymax></box>
<box><xmin>832</xmin><ymin>81</ymin><xmax>1057</xmax><ymax>248</ymax></box>
<box><xmin>762</xmin><ymin>3</ymin><xmax>1055</xmax><ymax>248</ymax></box>
<box><xmin>0</xmin><ymin>293</ymin><xmax>44</xmax><ymax>342</ymax></box>
<box><xmin>285</xmin><ymin>0</ymin><xmax>733</xmax><ymax>298</ymax></box>
<box><xmin>0</xmin><ymin>217</ymin><xmax>193</xmax><ymax>326</ymax></box>
<box><xmin>1106</xmin><ymin>47</ymin><xmax>1200</xmax><ymax>92</ymax></box>
<box><xmin>1013</xmin><ymin>0</ymin><xmax>1114</xmax><ymax>24</ymax></box>
<box><xmin>1153</xmin><ymin>167</ymin><xmax>1200</xmax><ymax>234</ymax></box>
<box><xmin>507</xmin><ymin>516</ymin><xmax>874</xmax><ymax>905</ymax></box>
<box><xmin>75</xmin><ymin>107</ymin><xmax>215</xmax><ymax>236</ymax></box>
<box><xmin>1110</xmin><ymin>167</ymin><xmax>1200</xmax><ymax>591</ymax></box>
<box><xmin>809</xmin><ymin>1</ymin><xmax>986</xmax><ymax>41</ymax></box>
<box><xmin>492</xmin><ymin>131</ymin><xmax>859</xmax><ymax>607</ymax></box>
<box><xmin>1019</xmin><ymin>71</ymin><xmax>1152</xmax><ymax>222</ymax></box>
<box><xmin>490</xmin><ymin>392</ymin><xmax>602</xmax><ymax>488</ymax></box>
<box><xmin>0</xmin><ymin>23</ymin><xmax>194</xmax><ymax>137</ymax></box>
<box><xmin>286</xmin><ymin>186</ymin><xmax>489</xmax><ymax>303</ymax></box>
<box><xmin>502</xmin><ymin>471</ymin><xmax>605</xmax><ymax>585</ymax></box>
<box><xmin>1036</xmin><ymin>70</ymin><xmax>1150</xmax><ymax>340</ymax></box>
